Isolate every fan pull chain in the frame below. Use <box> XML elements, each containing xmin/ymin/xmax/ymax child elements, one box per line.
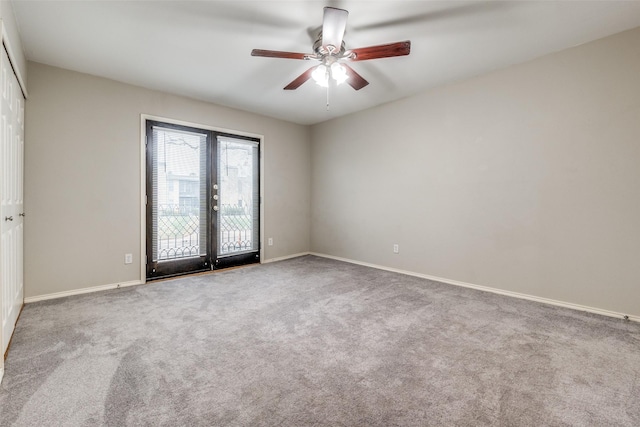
<box><xmin>326</xmin><ymin>85</ymin><xmax>330</xmax><ymax>111</ymax></box>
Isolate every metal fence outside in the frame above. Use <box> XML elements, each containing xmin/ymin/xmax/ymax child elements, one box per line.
<box><xmin>157</xmin><ymin>205</ymin><xmax>200</xmax><ymax>260</ymax></box>
<box><xmin>157</xmin><ymin>204</ymin><xmax>253</xmax><ymax>259</ymax></box>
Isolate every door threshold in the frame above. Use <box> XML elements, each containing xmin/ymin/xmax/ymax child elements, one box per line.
<box><xmin>149</xmin><ymin>262</ymin><xmax>258</xmax><ymax>283</ymax></box>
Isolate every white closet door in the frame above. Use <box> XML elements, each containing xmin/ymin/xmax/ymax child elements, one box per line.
<box><xmin>0</xmin><ymin>44</ymin><xmax>24</xmax><ymax>357</ymax></box>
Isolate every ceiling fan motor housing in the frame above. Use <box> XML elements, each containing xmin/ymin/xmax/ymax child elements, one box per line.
<box><xmin>314</xmin><ymin>32</ymin><xmax>347</xmax><ymax>58</ymax></box>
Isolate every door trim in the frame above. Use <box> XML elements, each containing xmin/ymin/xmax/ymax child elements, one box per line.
<box><xmin>140</xmin><ymin>114</ymin><xmax>264</xmax><ymax>284</ymax></box>
<box><xmin>1</xmin><ymin>22</ymin><xmax>28</xmax><ymax>99</ymax></box>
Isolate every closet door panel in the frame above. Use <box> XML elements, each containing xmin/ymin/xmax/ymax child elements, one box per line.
<box><xmin>0</xmin><ymin>45</ymin><xmax>24</xmax><ymax>356</ymax></box>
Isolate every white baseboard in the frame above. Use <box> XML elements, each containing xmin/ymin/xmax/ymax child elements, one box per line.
<box><xmin>262</xmin><ymin>252</ymin><xmax>311</xmax><ymax>264</ymax></box>
<box><xmin>310</xmin><ymin>252</ymin><xmax>639</xmax><ymax>323</ymax></box>
<box><xmin>0</xmin><ymin>364</ymin><xmax>4</xmax><ymax>385</ymax></box>
<box><xmin>21</xmin><ymin>254</ymin><xmax>638</xmax><ymax>323</ymax></box>
<box><xmin>24</xmin><ymin>280</ymin><xmax>144</xmax><ymax>304</ymax></box>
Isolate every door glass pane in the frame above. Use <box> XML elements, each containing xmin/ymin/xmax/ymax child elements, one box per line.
<box><xmin>152</xmin><ymin>126</ymin><xmax>207</xmax><ymax>261</ymax></box>
<box><xmin>217</xmin><ymin>136</ymin><xmax>259</xmax><ymax>255</ymax></box>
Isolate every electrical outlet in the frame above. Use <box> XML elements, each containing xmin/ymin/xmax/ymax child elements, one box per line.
<box><xmin>393</xmin><ymin>244</ymin><xmax>399</xmax><ymax>254</ymax></box>
<box><xmin>268</xmin><ymin>238</ymin><xmax>273</xmax><ymax>246</ymax></box>
<box><xmin>124</xmin><ymin>253</ymin><xmax>133</xmax><ymax>264</ymax></box>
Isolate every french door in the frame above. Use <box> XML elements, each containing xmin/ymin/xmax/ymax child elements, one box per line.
<box><xmin>145</xmin><ymin>120</ymin><xmax>260</xmax><ymax>280</ymax></box>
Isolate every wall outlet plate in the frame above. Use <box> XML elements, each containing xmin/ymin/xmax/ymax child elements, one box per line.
<box><xmin>124</xmin><ymin>253</ymin><xmax>133</xmax><ymax>264</ymax></box>
<box><xmin>268</xmin><ymin>238</ymin><xmax>273</xmax><ymax>246</ymax></box>
<box><xmin>393</xmin><ymin>244</ymin><xmax>399</xmax><ymax>254</ymax></box>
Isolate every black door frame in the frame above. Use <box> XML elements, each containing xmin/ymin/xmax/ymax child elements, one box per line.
<box><xmin>211</xmin><ymin>133</ymin><xmax>262</xmax><ymax>270</ymax></box>
<box><xmin>145</xmin><ymin>119</ymin><xmax>260</xmax><ymax>280</ymax></box>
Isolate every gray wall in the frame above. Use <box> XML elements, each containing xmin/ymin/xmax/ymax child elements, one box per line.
<box><xmin>311</xmin><ymin>27</ymin><xmax>640</xmax><ymax>317</ymax></box>
<box><xmin>25</xmin><ymin>62</ymin><xmax>310</xmax><ymax>298</ymax></box>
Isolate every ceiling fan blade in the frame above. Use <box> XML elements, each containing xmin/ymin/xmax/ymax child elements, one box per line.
<box><xmin>342</xmin><ymin>64</ymin><xmax>369</xmax><ymax>90</ymax></box>
<box><xmin>284</xmin><ymin>66</ymin><xmax>316</xmax><ymax>90</ymax></box>
<box><xmin>349</xmin><ymin>41</ymin><xmax>411</xmax><ymax>61</ymax></box>
<box><xmin>251</xmin><ymin>49</ymin><xmax>309</xmax><ymax>60</ymax></box>
<box><xmin>322</xmin><ymin>7</ymin><xmax>348</xmax><ymax>52</ymax></box>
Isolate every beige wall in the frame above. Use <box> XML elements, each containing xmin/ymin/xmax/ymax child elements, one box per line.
<box><xmin>23</xmin><ymin>26</ymin><xmax>640</xmax><ymax>317</ymax></box>
<box><xmin>24</xmin><ymin>62</ymin><xmax>310</xmax><ymax>298</ymax></box>
<box><xmin>311</xmin><ymin>27</ymin><xmax>640</xmax><ymax>317</ymax></box>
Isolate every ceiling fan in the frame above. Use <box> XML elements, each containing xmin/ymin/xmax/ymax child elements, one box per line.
<box><xmin>251</xmin><ymin>7</ymin><xmax>411</xmax><ymax>91</ymax></box>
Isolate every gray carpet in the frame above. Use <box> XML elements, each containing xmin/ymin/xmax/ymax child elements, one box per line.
<box><xmin>1</xmin><ymin>255</ymin><xmax>639</xmax><ymax>426</ymax></box>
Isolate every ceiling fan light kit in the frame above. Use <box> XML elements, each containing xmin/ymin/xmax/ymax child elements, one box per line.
<box><xmin>251</xmin><ymin>7</ymin><xmax>411</xmax><ymax>92</ymax></box>
<box><xmin>311</xmin><ymin>62</ymin><xmax>349</xmax><ymax>88</ymax></box>
<box><xmin>330</xmin><ymin>63</ymin><xmax>349</xmax><ymax>85</ymax></box>
<box><xmin>311</xmin><ymin>65</ymin><xmax>330</xmax><ymax>87</ymax></box>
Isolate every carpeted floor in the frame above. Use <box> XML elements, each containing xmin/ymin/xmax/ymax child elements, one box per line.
<box><xmin>1</xmin><ymin>255</ymin><xmax>639</xmax><ymax>426</ymax></box>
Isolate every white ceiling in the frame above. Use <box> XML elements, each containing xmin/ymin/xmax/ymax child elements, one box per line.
<box><xmin>10</xmin><ymin>1</ymin><xmax>640</xmax><ymax>125</ymax></box>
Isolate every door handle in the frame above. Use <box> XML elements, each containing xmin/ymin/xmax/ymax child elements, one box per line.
<box><xmin>5</xmin><ymin>216</ymin><xmax>13</xmax><ymax>221</ymax></box>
